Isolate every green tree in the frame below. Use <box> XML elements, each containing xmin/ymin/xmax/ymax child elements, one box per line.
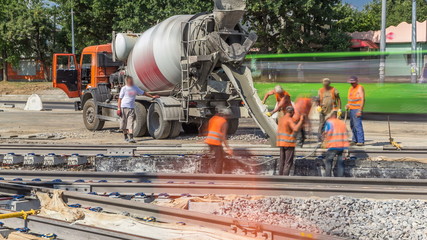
<box><xmin>355</xmin><ymin>0</ymin><xmax>427</xmax><ymax>32</ymax></box>
<box><xmin>0</xmin><ymin>0</ymin><xmax>33</xmax><ymax>81</ymax></box>
<box><xmin>52</xmin><ymin>0</ymin><xmax>120</xmax><ymax>54</ymax></box>
<box><xmin>114</xmin><ymin>0</ymin><xmax>212</xmax><ymax>32</ymax></box>
<box><xmin>244</xmin><ymin>0</ymin><xmax>354</xmax><ymax>53</ymax></box>
<box><xmin>25</xmin><ymin>0</ymin><xmax>56</xmax><ymax>81</ymax></box>
<box><xmin>0</xmin><ymin>0</ymin><xmax>55</xmax><ymax>81</ymax></box>
<box><xmin>52</xmin><ymin>0</ymin><xmax>212</xmax><ymax>54</ymax></box>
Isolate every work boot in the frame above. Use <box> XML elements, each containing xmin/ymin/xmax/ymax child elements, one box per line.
<box><xmin>350</xmin><ymin>141</ymin><xmax>357</xmax><ymax>146</ymax></box>
<box><xmin>356</xmin><ymin>143</ymin><xmax>364</xmax><ymax>147</ymax></box>
<box><xmin>128</xmin><ymin>134</ymin><xmax>136</xmax><ymax>143</ymax></box>
<box><xmin>123</xmin><ymin>134</ymin><xmax>129</xmax><ymax>142</ymax></box>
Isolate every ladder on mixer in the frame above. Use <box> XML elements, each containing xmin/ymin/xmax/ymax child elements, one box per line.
<box><xmin>179</xmin><ymin>21</ymin><xmax>193</xmax><ymax>123</ymax></box>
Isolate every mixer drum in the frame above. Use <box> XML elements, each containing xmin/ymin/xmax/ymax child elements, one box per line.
<box><xmin>127</xmin><ymin>15</ymin><xmax>193</xmax><ymax>93</ymax></box>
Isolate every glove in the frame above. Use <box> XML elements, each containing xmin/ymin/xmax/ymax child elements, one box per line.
<box><xmin>316</xmin><ymin>106</ymin><xmax>322</xmax><ymax>113</ymax></box>
<box><xmin>117</xmin><ymin>109</ymin><xmax>122</xmax><ymax>117</ymax></box>
<box><xmin>265</xmin><ymin>112</ymin><xmax>272</xmax><ymax>117</ymax></box>
<box><xmin>261</xmin><ymin>100</ymin><xmax>265</xmax><ymax>105</ymax></box>
<box><xmin>337</xmin><ymin>109</ymin><xmax>342</xmax><ymax>118</ymax></box>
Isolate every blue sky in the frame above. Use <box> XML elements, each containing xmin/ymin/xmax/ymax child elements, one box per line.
<box><xmin>344</xmin><ymin>0</ymin><xmax>372</xmax><ymax>9</ymax></box>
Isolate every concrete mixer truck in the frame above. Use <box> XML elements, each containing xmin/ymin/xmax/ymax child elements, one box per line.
<box><xmin>53</xmin><ymin>0</ymin><xmax>277</xmax><ymax>141</ymax></box>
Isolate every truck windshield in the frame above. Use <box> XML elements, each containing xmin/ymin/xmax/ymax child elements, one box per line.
<box><xmin>98</xmin><ymin>52</ymin><xmax>123</xmax><ymax>67</ymax></box>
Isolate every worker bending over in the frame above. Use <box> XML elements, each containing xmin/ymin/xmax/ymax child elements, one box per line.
<box><xmin>322</xmin><ymin>110</ymin><xmax>349</xmax><ymax>177</ymax></box>
<box><xmin>262</xmin><ymin>85</ymin><xmax>291</xmax><ymax>118</ymax></box>
<box><xmin>293</xmin><ymin>97</ymin><xmax>312</xmax><ymax>147</ymax></box>
<box><xmin>276</xmin><ymin>106</ymin><xmax>304</xmax><ymax>175</ymax></box>
<box><xmin>317</xmin><ymin>78</ymin><xmax>341</xmax><ymax>141</ymax></box>
<box><xmin>117</xmin><ymin>76</ymin><xmax>159</xmax><ymax>143</ymax></box>
<box><xmin>204</xmin><ymin>108</ymin><xmax>233</xmax><ymax>174</ymax></box>
<box><xmin>346</xmin><ymin>76</ymin><xmax>365</xmax><ymax>146</ymax></box>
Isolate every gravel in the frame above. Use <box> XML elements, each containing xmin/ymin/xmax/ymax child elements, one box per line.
<box><xmin>177</xmin><ymin>133</ymin><xmax>268</xmax><ymax>144</ymax></box>
<box><xmin>217</xmin><ymin>196</ymin><xmax>427</xmax><ymax>239</ymax></box>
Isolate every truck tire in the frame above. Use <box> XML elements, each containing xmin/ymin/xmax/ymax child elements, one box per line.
<box><xmin>147</xmin><ymin>103</ymin><xmax>171</xmax><ymax>139</ymax></box>
<box><xmin>227</xmin><ymin>118</ymin><xmax>239</xmax><ymax>135</ymax></box>
<box><xmin>133</xmin><ymin>102</ymin><xmax>148</xmax><ymax>137</ymax></box>
<box><xmin>83</xmin><ymin>99</ymin><xmax>105</xmax><ymax>131</ymax></box>
<box><xmin>182</xmin><ymin>123</ymin><xmax>199</xmax><ymax>134</ymax></box>
<box><xmin>168</xmin><ymin>121</ymin><xmax>182</xmax><ymax>138</ymax></box>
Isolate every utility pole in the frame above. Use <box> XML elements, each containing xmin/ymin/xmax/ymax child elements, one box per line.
<box><xmin>411</xmin><ymin>0</ymin><xmax>417</xmax><ymax>83</ymax></box>
<box><xmin>379</xmin><ymin>0</ymin><xmax>387</xmax><ymax>83</ymax></box>
<box><xmin>71</xmin><ymin>3</ymin><xmax>75</xmax><ymax>54</ymax></box>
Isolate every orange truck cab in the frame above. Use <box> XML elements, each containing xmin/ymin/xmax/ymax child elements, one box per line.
<box><xmin>52</xmin><ymin>44</ymin><xmax>122</xmax><ymax>99</ymax></box>
<box><xmin>53</xmin><ymin>44</ymin><xmax>126</xmax><ymax>131</ymax></box>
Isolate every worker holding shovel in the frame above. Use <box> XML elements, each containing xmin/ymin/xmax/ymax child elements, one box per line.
<box><xmin>322</xmin><ymin>110</ymin><xmax>349</xmax><ymax>177</ymax></box>
<box><xmin>263</xmin><ymin>85</ymin><xmax>292</xmax><ymax>120</ymax></box>
<box><xmin>204</xmin><ymin>108</ymin><xmax>233</xmax><ymax>174</ymax></box>
<box><xmin>317</xmin><ymin>78</ymin><xmax>342</xmax><ymax>141</ymax></box>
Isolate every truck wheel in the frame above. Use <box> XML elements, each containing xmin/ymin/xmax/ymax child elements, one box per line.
<box><xmin>182</xmin><ymin>123</ymin><xmax>199</xmax><ymax>134</ymax></box>
<box><xmin>168</xmin><ymin>121</ymin><xmax>182</xmax><ymax>138</ymax></box>
<box><xmin>227</xmin><ymin>118</ymin><xmax>239</xmax><ymax>135</ymax></box>
<box><xmin>133</xmin><ymin>102</ymin><xmax>148</xmax><ymax>137</ymax></box>
<box><xmin>83</xmin><ymin>99</ymin><xmax>105</xmax><ymax>131</ymax></box>
<box><xmin>147</xmin><ymin>103</ymin><xmax>171</xmax><ymax>139</ymax></box>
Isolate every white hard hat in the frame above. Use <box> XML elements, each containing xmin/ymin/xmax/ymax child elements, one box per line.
<box><xmin>274</xmin><ymin>85</ymin><xmax>283</xmax><ymax>93</ymax></box>
<box><xmin>219</xmin><ymin>108</ymin><xmax>232</xmax><ymax>116</ymax></box>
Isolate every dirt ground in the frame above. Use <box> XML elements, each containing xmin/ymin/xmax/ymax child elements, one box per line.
<box><xmin>0</xmin><ymin>105</ymin><xmax>426</xmax><ymax>147</ymax></box>
<box><xmin>0</xmin><ymin>81</ymin><xmax>55</xmax><ymax>95</ymax></box>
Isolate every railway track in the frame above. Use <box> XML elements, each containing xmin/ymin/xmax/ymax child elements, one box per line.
<box><xmin>0</xmin><ymin>182</ymin><xmax>339</xmax><ymax>240</ymax></box>
<box><xmin>2</xmin><ymin>171</ymin><xmax>427</xmax><ymax>200</ymax></box>
<box><xmin>0</xmin><ymin>143</ymin><xmax>424</xmax><ymax>158</ymax></box>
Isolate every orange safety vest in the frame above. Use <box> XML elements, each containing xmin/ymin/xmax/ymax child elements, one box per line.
<box><xmin>275</xmin><ymin>91</ymin><xmax>290</xmax><ymax>103</ymax></box>
<box><xmin>276</xmin><ymin>116</ymin><xmax>296</xmax><ymax>147</ymax></box>
<box><xmin>204</xmin><ymin>115</ymin><xmax>227</xmax><ymax>146</ymax></box>
<box><xmin>347</xmin><ymin>84</ymin><xmax>363</xmax><ymax>110</ymax></box>
<box><xmin>325</xmin><ymin>118</ymin><xmax>349</xmax><ymax>149</ymax></box>
<box><xmin>319</xmin><ymin>87</ymin><xmax>336</xmax><ymax>103</ymax></box>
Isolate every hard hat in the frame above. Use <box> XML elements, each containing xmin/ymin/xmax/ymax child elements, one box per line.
<box><xmin>274</xmin><ymin>85</ymin><xmax>284</xmax><ymax>93</ymax></box>
<box><xmin>285</xmin><ymin>106</ymin><xmax>294</xmax><ymax>113</ymax></box>
<box><xmin>220</xmin><ymin>108</ymin><xmax>232</xmax><ymax>116</ymax></box>
<box><xmin>347</xmin><ymin>76</ymin><xmax>358</xmax><ymax>83</ymax></box>
<box><xmin>322</xmin><ymin>78</ymin><xmax>331</xmax><ymax>83</ymax></box>
<box><xmin>326</xmin><ymin>110</ymin><xmax>338</xmax><ymax>119</ymax></box>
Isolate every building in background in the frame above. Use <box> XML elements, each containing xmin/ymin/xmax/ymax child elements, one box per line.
<box><xmin>0</xmin><ymin>59</ymin><xmax>47</xmax><ymax>81</ymax></box>
<box><xmin>351</xmin><ymin>21</ymin><xmax>427</xmax><ymax>81</ymax></box>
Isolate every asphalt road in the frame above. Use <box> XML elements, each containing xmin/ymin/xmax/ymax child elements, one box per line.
<box><xmin>0</xmin><ymin>100</ymin><xmax>74</xmax><ymax>110</ymax></box>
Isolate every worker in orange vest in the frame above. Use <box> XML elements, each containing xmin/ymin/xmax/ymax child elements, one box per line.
<box><xmin>277</xmin><ymin>106</ymin><xmax>304</xmax><ymax>175</ymax></box>
<box><xmin>262</xmin><ymin>85</ymin><xmax>292</xmax><ymax>118</ymax></box>
<box><xmin>317</xmin><ymin>78</ymin><xmax>341</xmax><ymax>141</ymax></box>
<box><xmin>346</xmin><ymin>76</ymin><xmax>365</xmax><ymax>146</ymax></box>
<box><xmin>204</xmin><ymin>108</ymin><xmax>233</xmax><ymax>174</ymax></box>
<box><xmin>292</xmin><ymin>96</ymin><xmax>313</xmax><ymax>147</ymax></box>
<box><xmin>322</xmin><ymin>110</ymin><xmax>349</xmax><ymax>177</ymax></box>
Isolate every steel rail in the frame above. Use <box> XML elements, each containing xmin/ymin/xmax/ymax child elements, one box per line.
<box><xmin>0</xmin><ymin>182</ymin><xmax>340</xmax><ymax>240</ymax></box>
<box><xmin>3</xmin><ymin>171</ymin><xmax>427</xmax><ymax>199</ymax></box>
<box><xmin>0</xmin><ymin>209</ymin><xmax>153</xmax><ymax>240</ymax></box>
<box><xmin>53</xmin><ymin>181</ymin><xmax>427</xmax><ymax>200</ymax></box>
<box><xmin>0</xmin><ymin>143</ymin><xmax>424</xmax><ymax>158</ymax></box>
<box><xmin>2</xmin><ymin>170</ymin><xmax>427</xmax><ymax>185</ymax></box>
